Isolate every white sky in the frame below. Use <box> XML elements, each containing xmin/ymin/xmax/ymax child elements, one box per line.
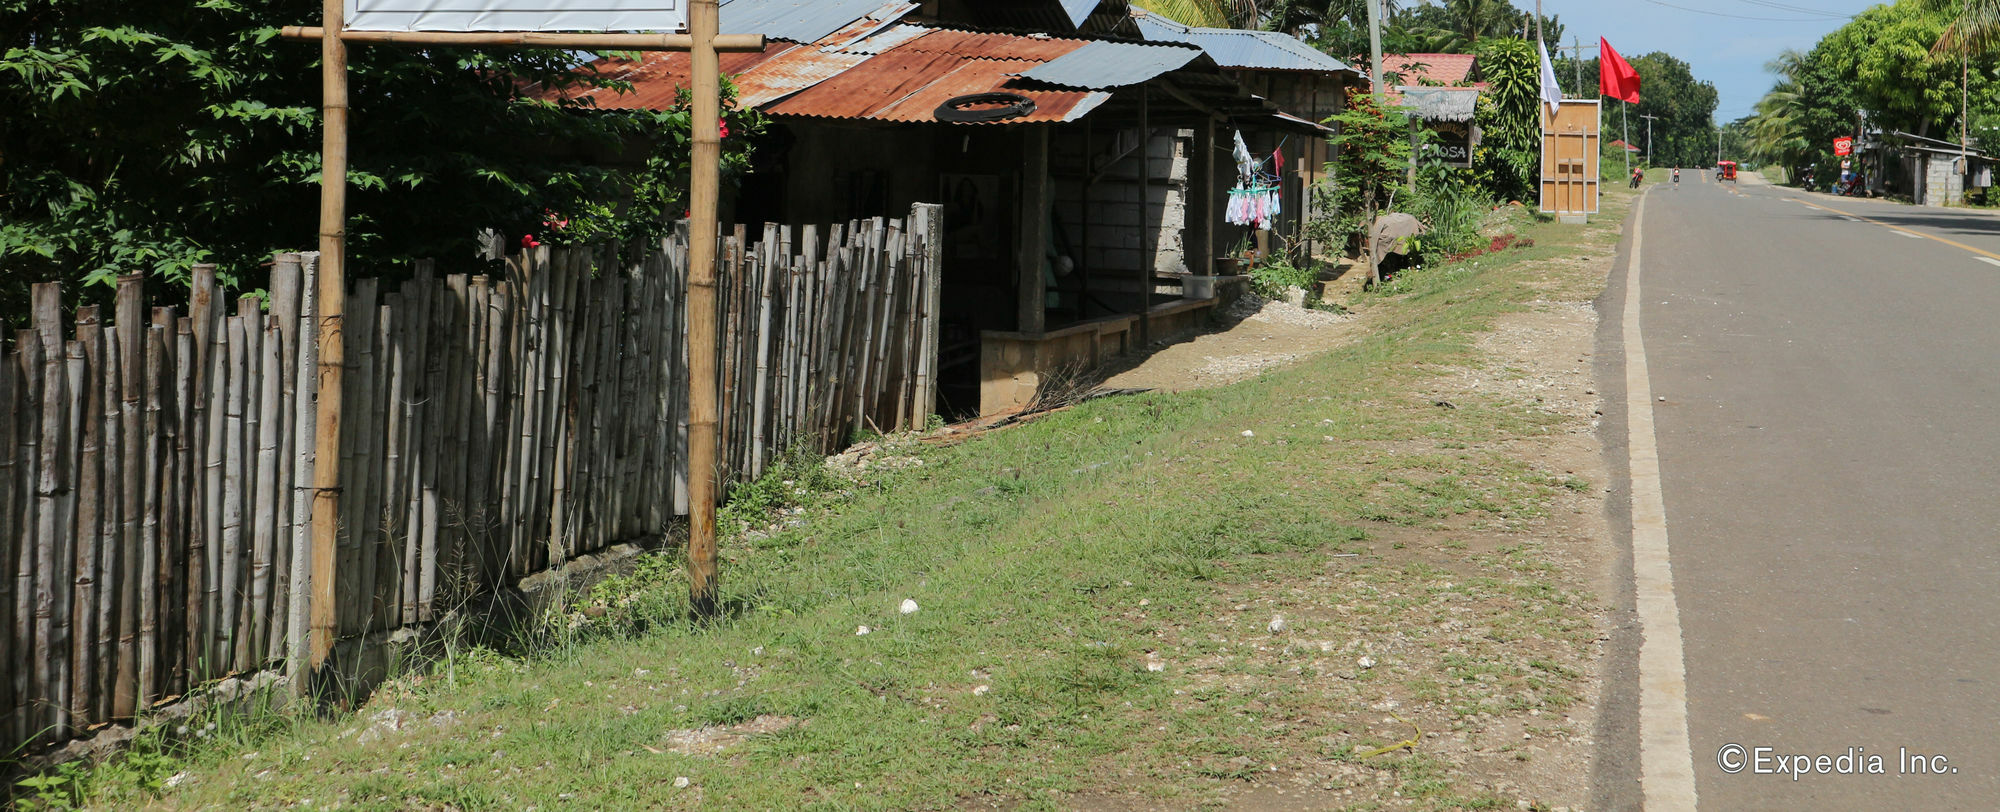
<box><xmin>1538</xmin><ymin>0</ymin><xmax>1883</xmax><ymax>124</ymax></box>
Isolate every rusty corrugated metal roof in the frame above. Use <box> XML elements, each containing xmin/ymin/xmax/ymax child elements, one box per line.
<box><xmin>555</xmin><ymin>24</ymin><xmax>1134</xmax><ymax>125</ymax></box>
<box><xmin>762</xmin><ymin>27</ymin><xmax>1116</xmax><ymax>124</ymax></box>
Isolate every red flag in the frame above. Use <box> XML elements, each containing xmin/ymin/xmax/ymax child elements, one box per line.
<box><xmin>1274</xmin><ymin>146</ymin><xmax>1284</xmax><ymax>175</ymax></box>
<box><xmin>1599</xmin><ymin>38</ymin><xmax>1641</xmax><ymax>104</ymax></box>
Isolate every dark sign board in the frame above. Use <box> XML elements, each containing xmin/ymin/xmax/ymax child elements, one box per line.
<box><xmin>1430</xmin><ymin>121</ymin><xmax>1479</xmax><ymax>168</ymax></box>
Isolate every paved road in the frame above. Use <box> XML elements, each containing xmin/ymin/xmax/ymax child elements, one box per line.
<box><xmin>1597</xmin><ymin>173</ymin><xmax>2000</xmax><ymax>810</ymax></box>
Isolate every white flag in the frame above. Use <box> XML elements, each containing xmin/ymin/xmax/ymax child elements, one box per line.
<box><xmin>1538</xmin><ymin>38</ymin><xmax>1563</xmax><ymax>113</ymax></box>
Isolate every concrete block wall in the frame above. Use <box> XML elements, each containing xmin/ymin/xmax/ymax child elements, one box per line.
<box><xmin>1052</xmin><ymin>130</ymin><xmax>1190</xmax><ymax>286</ymax></box>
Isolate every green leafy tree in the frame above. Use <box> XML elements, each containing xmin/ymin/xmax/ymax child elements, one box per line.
<box><xmin>1311</xmin><ymin>92</ymin><xmax>1414</xmax><ymax>255</ymax></box>
<box><xmin>1</xmin><ymin>0</ymin><xmax>761</xmax><ymax>321</ymax></box>
<box><xmin>1471</xmin><ymin>36</ymin><xmax>1539</xmax><ymax>201</ymax></box>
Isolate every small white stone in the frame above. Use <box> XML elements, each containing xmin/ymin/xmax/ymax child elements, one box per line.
<box><xmin>855</xmin><ymin>625</ymin><xmax>872</xmax><ymax>636</ymax></box>
<box><xmin>1358</xmin><ymin>656</ymin><xmax>1377</xmax><ymax>669</ymax></box>
<box><xmin>899</xmin><ymin>599</ymin><xmax>920</xmax><ymax>615</ymax></box>
<box><xmin>973</xmin><ymin>684</ymin><xmax>991</xmax><ymax>696</ymax></box>
<box><xmin>1241</xmin><ymin>430</ymin><xmax>1256</xmax><ymax>437</ymax></box>
<box><xmin>673</xmin><ymin>776</ymin><xmax>690</xmax><ymax>789</ymax></box>
<box><xmin>1146</xmin><ymin>661</ymin><xmax>1165</xmax><ymax>672</ymax></box>
<box><xmin>1137</xmin><ymin>598</ymin><xmax>1150</xmax><ymax>607</ymax></box>
<box><xmin>1268</xmin><ymin>615</ymin><xmax>1287</xmax><ymax>634</ymax></box>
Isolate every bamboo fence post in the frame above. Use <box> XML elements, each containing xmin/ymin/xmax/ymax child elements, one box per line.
<box><xmin>52</xmin><ymin>337</ymin><xmax>82</xmax><ymax>737</ymax></box>
<box><xmin>387</xmin><ymin>286</ymin><xmax>416</xmax><ymax>627</ymax></box>
<box><xmin>541</xmin><ymin>251</ymin><xmax>574</xmax><ymax>563</ymax></box>
<box><xmin>14</xmin><ymin>330</ymin><xmax>43</xmax><ymax>744</ymax></box>
<box><xmin>685</xmin><ymin>0</ymin><xmax>725</xmax><ymax>614</ymax></box>
<box><xmin>199</xmin><ymin>277</ymin><xmax>226</xmax><ymax>678</ymax></box>
<box><xmin>220</xmin><ymin>314</ymin><xmax>246</xmax><ymax>669</ymax></box>
<box><xmin>91</xmin><ymin>329</ymin><xmax>118</xmax><ymax>723</ymax></box>
<box><xmin>71</xmin><ymin>307</ymin><xmax>102</xmax><ymax>726</ymax></box>
<box><xmin>915</xmin><ymin>204</ymin><xmax>944</xmax><ymax>422</ymax></box>
<box><xmin>0</xmin><ymin>337</ymin><xmax>16</xmax><ymax>742</ymax></box>
<box><xmin>750</xmin><ymin>224</ymin><xmax>778</xmax><ymax>477</ymax></box>
<box><xmin>139</xmin><ymin>326</ymin><xmax>166</xmax><ymax>705</ymax></box>
<box><xmin>266</xmin><ymin>257</ymin><xmax>302</xmax><ymax>664</ymax></box>
<box><xmin>476</xmin><ymin>276</ymin><xmax>505</xmax><ymax>587</ymax></box>
<box><xmin>249</xmin><ymin>317</ymin><xmax>281</xmax><ymax>667</ymax></box>
<box><xmin>49</xmin><ymin>335</ymin><xmax>80</xmax><ymax>740</ymax></box>
<box><xmin>236</xmin><ymin>297</ymin><xmax>263</xmax><ymax>669</ymax></box>
<box><xmin>28</xmin><ymin>285</ymin><xmax>66</xmax><ymax>741</ymax></box>
<box><xmin>148</xmin><ymin>308</ymin><xmax>177</xmax><ymax>695</ymax></box>
<box><xmin>439</xmin><ymin>274</ymin><xmax>472</xmax><ymax>603</ymax></box>
<box><xmin>337</xmin><ymin>281</ymin><xmax>378</xmax><ymax>637</ymax></box>
<box><xmin>171</xmin><ymin>318</ymin><xmax>196</xmax><ymax>686</ymax></box>
<box><xmin>287</xmin><ymin>253</ymin><xmax>320</xmax><ymax>693</ymax></box>
<box><xmin>360</xmin><ymin>298</ymin><xmax>392</xmax><ymax>631</ymax></box>
<box><xmin>671</xmin><ymin>228</ymin><xmax>690</xmax><ymax>517</ymax></box>
<box><xmin>417</xmin><ymin>268</ymin><xmax>450</xmax><ymax>617</ymax></box>
<box><xmin>102</xmin><ymin>282</ymin><xmax>138</xmax><ymax>719</ymax></box>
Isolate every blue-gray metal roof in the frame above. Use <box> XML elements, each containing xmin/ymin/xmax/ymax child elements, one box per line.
<box><xmin>1013</xmin><ymin>40</ymin><xmax>1203</xmax><ymax>90</ymax></box>
<box><xmin>720</xmin><ymin>0</ymin><xmax>906</xmax><ymax>44</ymax></box>
<box><xmin>1132</xmin><ymin>12</ymin><xmax>1356</xmax><ymax>75</ymax></box>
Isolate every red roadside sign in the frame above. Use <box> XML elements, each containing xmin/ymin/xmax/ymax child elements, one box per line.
<box><xmin>1834</xmin><ymin>136</ymin><xmax>1854</xmax><ymax>156</ymax></box>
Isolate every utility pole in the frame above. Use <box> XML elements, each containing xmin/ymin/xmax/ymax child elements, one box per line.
<box><xmin>1573</xmin><ymin>35</ymin><xmax>1583</xmax><ymax>98</ymax></box>
<box><xmin>1641</xmin><ymin>113</ymin><xmax>1659</xmax><ymax>165</ymax></box>
<box><xmin>1367</xmin><ymin>0</ymin><xmax>1383</xmax><ymax>103</ymax></box>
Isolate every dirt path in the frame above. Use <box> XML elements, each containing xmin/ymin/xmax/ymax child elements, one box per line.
<box><xmin>1099</xmin><ymin>293</ymin><xmax>1363</xmax><ymax>393</ymax></box>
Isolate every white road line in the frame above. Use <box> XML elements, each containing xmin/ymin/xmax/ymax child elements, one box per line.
<box><xmin>1622</xmin><ymin>190</ymin><xmax>1701</xmax><ymax>809</ymax></box>
<box><xmin>1978</xmin><ymin>257</ymin><xmax>2000</xmax><ymax>268</ymax></box>
<box><xmin>1897</xmin><ymin>231</ymin><xmax>1924</xmax><ymax>239</ymax></box>
<box><xmin>1840</xmin><ymin>216</ymin><xmax>1859</xmax><ymax>222</ymax></box>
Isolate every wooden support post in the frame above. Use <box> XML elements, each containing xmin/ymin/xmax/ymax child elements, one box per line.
<box><xmin>1016</xmin><ymin>128</ymin><xmax>1050</xmax><ymax>335</ymax></box>
<box><xmin>686</xmin><ymin>0</ymin><xmax>722</xmax><ymax>618</ymax></box>
<box><xmin>1190</xmin><ymin>117</ymin><xmax>1215</xmax><ymax>278</ymax></box>
<box><xmin>1080</xmin><ymin>118</ymin><xmax>1093</xmax><ymax>318</ymax></box>
<box><xmin>308</xmin><ymin>0</ymin><xmax>348</xmax><ymax>684</ymax></box>
<box><xmin>278</xmin><ymin>26</ymin><xmax>764</xmax><ymax>52</ymax></box>
<box><xmin>1138</xmin><ymin>84</ymin><xmax>1152</xmax><ymax>347</ymax></box>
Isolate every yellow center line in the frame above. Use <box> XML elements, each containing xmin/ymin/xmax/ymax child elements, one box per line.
<box><xmin>1791</xmin><ymin>195</ymin><xmax>2000</xmax><ymax>262</ymax></box>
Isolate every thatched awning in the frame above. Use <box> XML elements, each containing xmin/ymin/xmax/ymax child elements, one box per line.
<box><xmin>1395</xmin><ymin>86</ymin><xmax>1479</xmax><ymax>123</ymax></box>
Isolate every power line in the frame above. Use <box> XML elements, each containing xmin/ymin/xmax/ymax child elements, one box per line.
<box><xmin>1639</xmin><ymin>0</ymin><xmax>1851</xmax><ymax>22</ymax></box>
<box><xmin>1731</xmin><ymin>0</ymin><xmax>1851</xmax><ymax>19</ymax></box>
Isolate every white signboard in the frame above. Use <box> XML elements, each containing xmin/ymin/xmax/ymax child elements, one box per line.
<box><xmin>345</xmin><ymin>0</ymin><xmax>685</xmax><ymax>32</ymax></box>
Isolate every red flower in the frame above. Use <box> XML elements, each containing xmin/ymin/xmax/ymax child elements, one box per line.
<box><xmin>521</xmin><ymin>233</ymin><xmax>541</xmax><ymax>248</ymax></box>
<box><xmin>719</xmin><ymin>118</ymin><xmax>730</xmax><ymax>139</ymax></box>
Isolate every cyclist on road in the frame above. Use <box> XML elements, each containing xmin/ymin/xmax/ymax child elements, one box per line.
<box><xmin>1672</xmin><ymin>167</ymin><xmax>1681</xmax><ymax>185</ymax></box>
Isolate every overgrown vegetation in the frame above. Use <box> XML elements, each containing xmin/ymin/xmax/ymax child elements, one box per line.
<box><xmin>0</xmin><ymin>0</ymin><xmax>764</xmax><ymax>320</ymax></box>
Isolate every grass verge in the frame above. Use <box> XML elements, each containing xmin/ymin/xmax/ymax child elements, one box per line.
<box><xmin>49</xmin><ymin>190</ymin><xmax>1632</xmax><ymax>811</ymax></box>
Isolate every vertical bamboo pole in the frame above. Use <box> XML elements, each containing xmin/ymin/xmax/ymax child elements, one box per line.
<box><xmin>13</xmin><ymin>331</ymin><xmax>43</xmax><ymax>743</ymax></box>
<box><xmin>267</xmin><ymin>255</ymin><xmax>302</xmax><ymax>662</ymax></box>
<box><xmin>171</xmin><ymin>318</ymin><xmax>195</xmax><ymax>688</ymax></box>
<box><xmin>111</xmin><ymin>281</ymin><xmax>141</xmax><ymax>719</ymax></box>
<box><xmin>250</xmin><ymin>318</ymin><xmax>281</xmax><ymax>664</ymax></box>
<box><xmin>220</xmin><ymin>315</ymin><xmax>246</xmax><ymax>668</ymax></box>
<box><xmin>687</xmin><ymin>0</ymin><xmax>722</xmax><ymax>616</ymax></box>
<box><xmin>71</xmin><ymin>308</ymin><xmax>102</xmax><ymax>726</ymax></box>
<box><xmin>91</xmin><ymin>329</ymin><xmax>118</xmax><ymax>723</ymax></box>
<box><xmin>288</xmin><ymin>254</ymin><xmax>320</xmax><ymax>693</ymax></box>
<box><xmin>310</xmin><ymin>0</ymin><xmax>351</xmax><ymax>679</ymax></box>
<box><xmin>29</xmin><ymin>286</ymin><xmax>69</xmax><ymax>740</ymax></box>
<box><xmin>139</xmin><ymin>326</ymin><xmax>165</xmax><ymax>705</ymax></box>
<box><xmin>0</xmin><ymin>339</ymin><xmax>16</xmax><ymax>741</ymax></box>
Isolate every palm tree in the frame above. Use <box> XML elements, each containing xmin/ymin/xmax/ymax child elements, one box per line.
<box><xmin>1929</xmin><ymin>0</ymin><xmax>2000</xmax><ymax>54</ymax></box>
<box><xmin>1133</xmin><ymin>0</ymin><xmax>1259</xmax><ymax>28</ymax></box>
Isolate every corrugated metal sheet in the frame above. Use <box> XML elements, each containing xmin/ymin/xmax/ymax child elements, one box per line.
<box><xmin>765</xmin><ymin>31</ymin><xmax>1112</xmax><ymax>124</ymax></box>
<box><xmin>557</xmin><ymin>24</ymin><xmax>1127</xmax><ymax>125</ymax></box>
<box><xmin>718</xmin><ymin>0</ymin><xmax>908</xmax><ymax>43</ymax></box>
<box><xmin>1132</xmin><ymin>12</ymin><xmax>1355</xmax><ymax>75</ymax></box>
<box><xmin>1012</xmin><ymin>40</ymin><xmax>1201</xmax><ymax>90</ymax></box>
<box><xmin>558</xmin><ymin>44</ymin><xmax>807</xmax><ymax>110</ymax></box>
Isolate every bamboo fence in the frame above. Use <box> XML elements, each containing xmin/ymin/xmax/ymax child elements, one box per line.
<box><xmin>0</xmin><ymin>204</ymin><xmax>942</xmax><ymax>753</ymax></box>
